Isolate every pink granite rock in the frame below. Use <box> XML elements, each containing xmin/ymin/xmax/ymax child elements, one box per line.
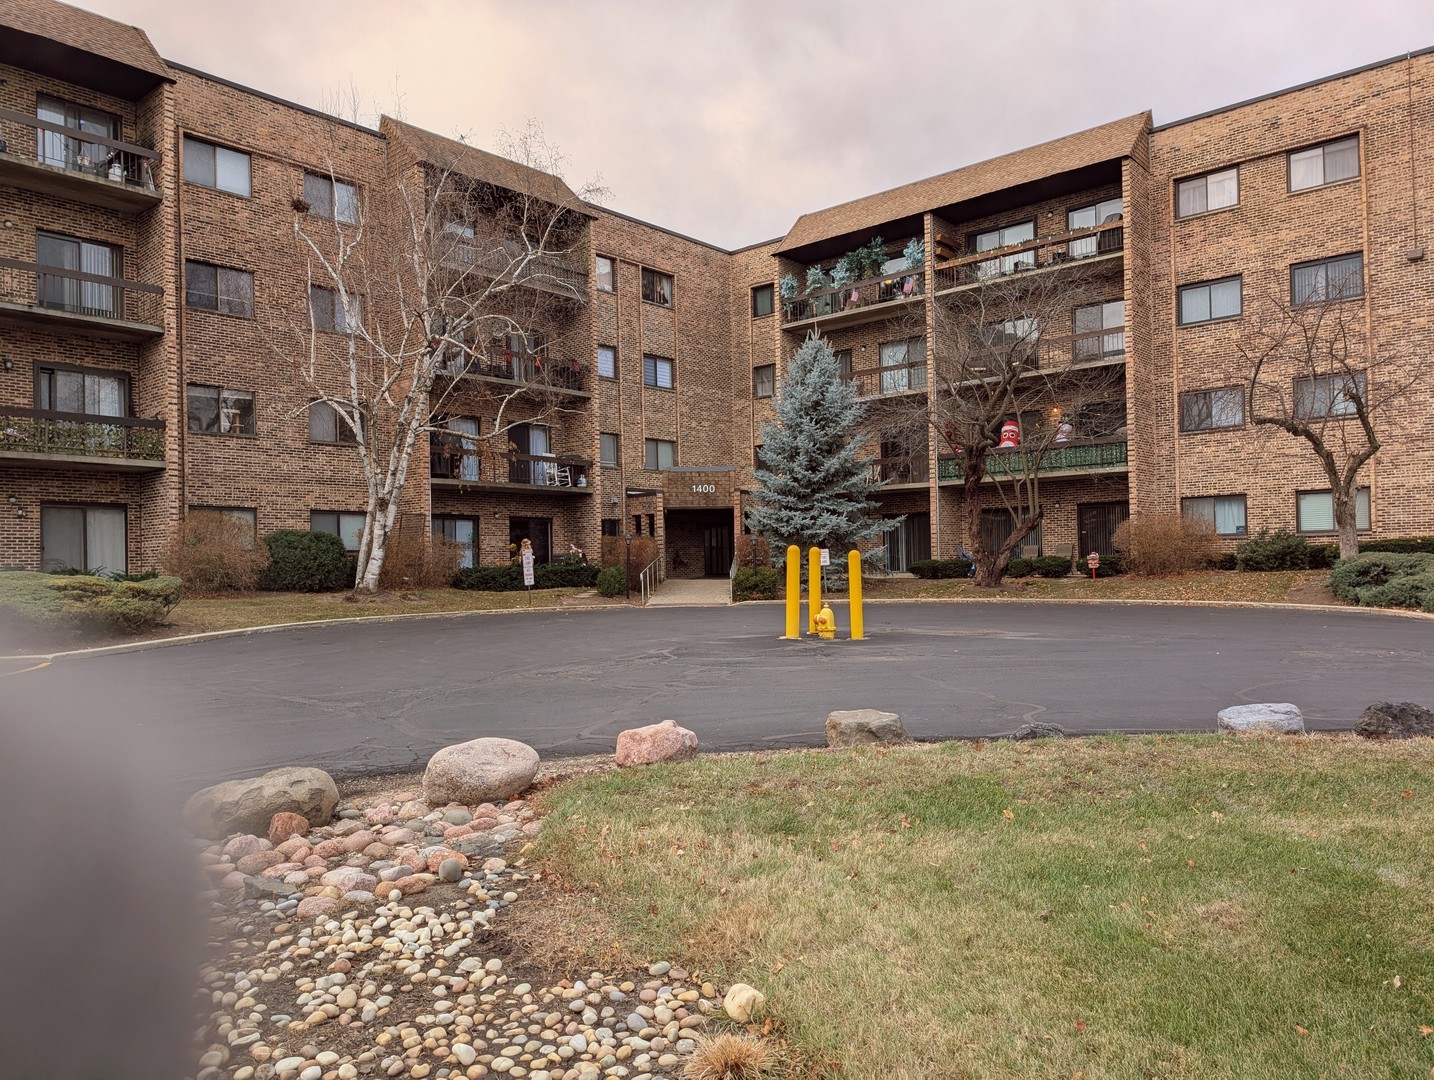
<box><xmin>267</xmin><ymin>811</ymin><xmax>311</xmax><ymax>845</ymax></box>
<box><xmin>425</xmin><ymin>848</ymin><xmax>466</xmax><ymax>873</ymax></box>
<box><xmin>364</xmin><ymin>804</ymin><xmax>394</xmax><ymax>826</ymax></box>
<box><xmin>422</xmin><ymin>739</ymin><xmax>538</xmax><ymax>805</ymax></box>
<box><xmin>615</xmin><ymin>719</ymin><xmax>699</xmax><ymax>767</ymax></box>
<box><xmin>312</xmin><ymin>838</ymin><xmax>346</xmax><ymax>859</ymax></box>
<box><xmin>296</xmin><ymin>896</ymin><xmax>340</xmax><ymax>919</ymax></box>
<box><xmin>235</xmin><ymin>850</ymin><xmax>286</xmax><ymax>875</ymax></box>
<box><xmin>320</xmin><ymin>867</ymin><xmax>377</xmax><ymax>893</ymax></box>
<box><xmin>222</xmin><ymin>834</ymin><xmax>270</xmax><ymax>862</ymax></box>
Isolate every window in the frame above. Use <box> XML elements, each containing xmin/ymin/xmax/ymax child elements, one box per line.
<box><xmin>1073</xmin><ymin>301</ymin><xmax>1125</xmax><ymax>360</ymax></box>
<box><xmin>311</xmin><ymin>510</ymin><xmax>365</xmax><ymax>552</ymax></box>
<box><xmin>308</xmin><ymin>400</ymin><xmax>359</xmax><ymax>444</ymax></box>
<box><xmin>1289</xmin><ymin>136</ymin><xmax>1359</xmax><ymax>192</ymax></box>
<box><xmin>601</xmin><ymin>519</ymin><xmax>622</xmax><ymax>537</ymax></box>
<box><xmin>644</xmin><ymin>438</ymin><xmax>676</xmax><ymax>470</ymax></box>
<box><xmin>37</xmin><ymin>365</ymin><xmax>127</xmax><ymax>416</ymax></box>
<box><xmin>600</xmin><ymin>432</ymin><xmax>620</xmax><ymax>466</ymax></box>
<box><xmin>432</xmin><ymin>515</ymin><xmax>478</xmax><ymax>569</ymax></box>
<box><xmin>643</xmin><ymin>354</ymin><xmax>674</xmax><ymax>389</ymax></box>
<box><xmin>41</xmin><ymin>504</ymin><xmax>126</xmax><ymax>574</ymax></box>
<box><xmin>1291</xmin><ymin>253</ymin><xmax>1364</xmax><ymax>305</ymax></box>
<box><xmin>1179</xmin><ymin>387</ymin><xmax>1244</xmax><ymax>432</ymax></box>
<box><xmin>185</xmin><ymin>261</ymin><xmax>254</xmax><ymax>317</ymax></box>
<box><xmin>834</xmin><ymin>349</ymin><xmax>853</xmax><ymax>381</ymax></box>
<box><xmin>595</xmin><ymin>255</ymin><xmax>615</xmax><ymax>293</ymax></box>
<box><xmin>1297</xmin><ymin>488</ymin><xmax>1370</xmax><ymax>533</ymax></box>
<box><xmin>753</xmin><ymin>364</ymin><xmax>775</xmax><ymax>398</ymax></box>
<box><xmin>36</xmin><ymin>95</ymin><xmax>118</xmax><ymax>173</ymax></box>
<box><xmin>182</xmin><ymin>136</ymin><xmax>251</xmax><ymax>196</ymax></box>
<box><xmin>36</xmin><ymin>231</ymin><xmax>118</xmax><ymax>317</ymax></box>
<box><xmin>597</xmin><ymin>344</ymin><xmax>617</xmax><ymax>379</ymax></box>
<box><xmin>1176</xmin><ymin>168</ymin><xmax>1239</xmax><ymax>218</ymax></box>
<box><xmin>190</xmin><ymin>506</ymin><xmax>258</xmax><ymax>547</ymax></box>
<box><xmin>1067</xmin><ymin>198</ymin><xmax>1123</xmax><ymax>257</ymax></box>
<box><xmin>303</xmin><ymin>172</ymin><xmax>358</xmax><ymax>224</ymax></box>
<box><xmin>1182</xmin><ymin>495</ymin><xmax>1248</xmax><ymax>536</ymax></box>
<box><xmin>509</xmin><ymin>517</ymin><xmax>552</xmax><ymax>564</ymax></box>
<box><xmin>973</xmin><ymin>220</ymin><xmax>1036</xmax><ymax>277</ymax></box>
<box><xmin>879</xmin><ymin>338</ymin><xmax>927</xmax><ymax>393</ymax></box>
<box><xmin>309</xmin><ymin>285</ymin><xmax>361</xmax><ymax>333</ymax></box>
<box><xmin>187</xmin><ymin>384</ymin><xmax>256</xmax><ymax>435</ymax></box>
<box><xmin>1295</xmin><ymin>372</ymin><xmax>1366</xmax><ymax>419</ymax></box>
<box><xmin>641</xmin><ymin>268</ymin><xmax>673</xmax><ymax>306</ymax></box>
<box><xmin>751</xmin><ymin>284</ymin><xmax>774</xmax><ymax>318</ymax></box>
<box><xmin>1178</xmin><ymin>276</ymin><xmax>1242</xmax><ymax>325</ymax></box>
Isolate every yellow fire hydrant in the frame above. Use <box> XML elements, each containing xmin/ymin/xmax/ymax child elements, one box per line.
<box><xmin>814</xmin><ymin>604</ymin><xmax>836</xmax><ymax>639</ymax></box>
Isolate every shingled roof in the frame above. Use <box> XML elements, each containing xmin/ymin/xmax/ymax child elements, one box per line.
<box><xmin>382</xmin><ymin>117</ymin><xmax>588</xmax><ymax>214</ymax></box>
<box><xmin>778</xmin><ymin>112</ymin><xmax>1152</xmax><ymax>254</ymax></box>
<box><xmin>0</xmin><ymin>0</ymin><xmax>169</xmax><ymax>84</ymax></box>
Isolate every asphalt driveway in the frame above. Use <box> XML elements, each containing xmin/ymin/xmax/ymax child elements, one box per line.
<box><xmin>6</xmin><ymin>601</ymin><xmax>1431</xmax><ymax>792</ymax></box>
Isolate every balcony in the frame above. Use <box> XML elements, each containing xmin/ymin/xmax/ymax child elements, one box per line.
<box><xmin>430</xmin><ymin>443</ymin><xmax>593</xmax><ymax>494</ymax></box>
<box><xmin>933</xmin><ymin>220</ymin><xmax>1124</xmax><ymax>292</ymax></box>
<box><xmin>0</xmin><ymin>258</ymin><xmax>164</xmax><ymax>340</ymax></box>
<box><xmin>937</xmin><ymin>437</ymin><xmax>1128</xmax><ymax>483</ymax></box>
<box><xmin>843</xmin><ymin>360</ymin><xmax>928</xmax><ymax>399</ymax></box>
<box><xmin>436</xmin><ymin>350</ymin><xmax>590</xmax><ymax>398</ymax></box>
<box><xmin>445</xmin><ymin>240</ymin><xmax>587</xmax><ymax>302</ymax></box>
<box><xmin>867</xmin><ymin>455</ymin><xmax>929</xmax><ymax>487</ymax></box>
<box><xmin>782</xmin><ymin>269</ymin><xmax>924</xmax><ymax>331</ymax></box>
<box><xmin>0</xmin><ymin>407</ymin><xmax>165</xmax><ymax>471</ymax></box>
<box><xmin>0</xmin><ymin>109</ymin><xmax>161</xmax><ymax>214</ymax></box>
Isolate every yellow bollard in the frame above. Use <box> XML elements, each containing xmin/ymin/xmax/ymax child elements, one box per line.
<box><xmin>783</xmin><ymin>545</ymin><xmax>801</xmax><ymax>639</ymax></box>
<box><xmin>848</xmin><ymin>549</ymin><xmax>864</xmax><ymax>640</ymax></box>
<box><xmin>808</xmin><ymin>546</ymin><xmax>822</xmax><ymax>635</ymax></box>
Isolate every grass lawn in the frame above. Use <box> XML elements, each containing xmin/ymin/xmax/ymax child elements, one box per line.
<box><xmin>862</xmin><ymin>569</ymin><xmax>1340</xmax><ymax>606</ymax></box>
<box><xmin>534</xmin><ymin>736</ymin><xmax>1434</xmax><ymax>1079</ymax></box>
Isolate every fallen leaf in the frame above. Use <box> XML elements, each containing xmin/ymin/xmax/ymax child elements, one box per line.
<box><xmin>1394</xmin><ymin>975</ymin><xmax>1403</xmax><ymax>989</ymax></box>
<box><xmin>1402</xmin><ymin>789</ymin><xmax>1414</xmax><ymax>798</ymax></box>
<box><xmin>1186</xmin><ymin>859</ymin><xmax>1195</xmax><ymax>868</ymax></box>
<box><xmin>830</xmin><ymin>840</ymin><xmax>842</xmax><ymax>851</ymax></box>
<box><xmin>1074</xmin><ymin>1020</ymin><xmax>1087</xmax><ymax>1033</ymax></box>
<box><xmin>771</xmin><ymin>960</ymin><xmax>785</xmax><ymax>974</ymax></box>
<box><xmin>1002</xmin><ymin>808</ymin><xmax>1015</xmax><ymax>821</ymax></box>
<box><xmin>1294</xmin><ymin>1025</ymin><xmax>1310</xmax><ymax>1036</ymax></box>
<box><xmin>1418</xmin><ymin>1024</ymin><xmax>1433</xmax><ymax>1036</ymax></box>
<box><xmin>900</xmin><ymin>815</ymin><xmax>912</xmax><ymax>829</ymax></box>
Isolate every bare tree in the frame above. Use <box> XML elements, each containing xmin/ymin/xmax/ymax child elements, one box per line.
<box><xmin>887</xmin><ymin>260</ymin><xmax>1126</xmax><ymax>585</ymax></box>
<box><xmin>284</xmin><ymin>119</ymin><xmax>603</xmax><ymax>591</ymax></box>
<box><xmin>1238</xmin><ymin>279</ymin><xmax>1422</xmax><ymax>559</ymax></box>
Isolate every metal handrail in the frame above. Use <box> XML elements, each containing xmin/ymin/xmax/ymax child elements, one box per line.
<box><xmin>782</xmin><ymin>266</ymin><xmax>924</xmax><ymax>325</ymax></box>
<box><xmin>0</xmin><ymin>108</ymin><xmax>159</xmax><ymax>189</ymax></box>
<box><xmin>639</xmin><ymin>552</ymin><xmax>666</xmax><ymax>605</ymax></box>
<box><xmin>0</xmin><ymin>406</ymin><xmax>165</xmax><ymax>460</ymax></box>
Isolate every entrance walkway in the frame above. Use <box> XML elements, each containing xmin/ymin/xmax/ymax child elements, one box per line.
<box><xmin>646</xmin><ymin>577</ymin><xmax>731</xmax><ymax>607</ymax></box>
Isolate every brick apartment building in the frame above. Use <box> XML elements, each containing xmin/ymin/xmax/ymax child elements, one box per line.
<box><xmin>1</xmin><ymin>0</ymin><xmax>1430</xmax><ymax>578</ymax></box>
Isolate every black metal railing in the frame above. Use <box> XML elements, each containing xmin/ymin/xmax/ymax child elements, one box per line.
<box><xmin>430</xmin><ymin>441</ymin><xmax>592</xmax><ymax>489</ymax></box>
<box><xmin>445</xmin><ymin>240</ymin><xmax>587</xmax><ymax>298</ymax></box>
<box><xmin>436</xmin><ymin>349</ymin><xmax>588</xmax><ymax>393</ymax></box>
<box><xmin>937</xmin><ymin>437</ymin><xmax>1128</xmax><ymax>481</ymax></box>
<box><xmin>0</xmin><ymin>257</ymin><xmax>164</xmax><ymax>327</ymax></box>
<box><xmin>782</xmin><ymin>267</ymin><xmax>924</xmax><ymax>325</ymax></box>
<box><xmin>933</xmin><ymin>220</ymin><xmax>1124</xmax><ymax>290</ymax></box>
<box><xmin>867</xmin><ymin>455</ymin><xmax>930</xmax><ymax>485</ymax></box>
<box><xmin>0</xmin><ymin>108</ymin><xmax>160</xmax><ymax>190</ymax></box>
<box><xmin>842</xmin><ymin>360</ymin><xmax>928</xmax><ymax>398</ymax></box>
<box><xmin>0</xmin><ymin>407</ymin><xmax>165</xmax><ymax>461</ymax></box>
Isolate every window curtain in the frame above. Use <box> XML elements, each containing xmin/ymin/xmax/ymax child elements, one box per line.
<box><xmin>448</xmin><ymin>417</ymin><xmax>480</xmax><ymax>481</ymax></box>
<box><xmin>87</xmin><ymin>507</ymin><xmax>127</xmax><ymax>573</ymax></box>
<box><xmin>40</xmin><ymin>506</ymin><xmax>85</xmax><ymax>570</ymax></box>
<box><xmin>80</xmin><ymin>241</ymin><xmax>114</xmax><ymax>317</ymax></box>
<box><xmin>1289</xmin><ymin>148</ymin><xmax>1323</xmax><ymax>190</ymax></box>
<box><xmin>1213</xmin><ymin>498</ymin><xmax>1245</xmax><ymax>536</ymax></box>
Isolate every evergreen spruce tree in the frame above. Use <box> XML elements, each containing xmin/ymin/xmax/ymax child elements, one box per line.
<box><xmin>746</xmin><ymin>334</ymin><xmax>891</xmax><ymax>553</ymax></box>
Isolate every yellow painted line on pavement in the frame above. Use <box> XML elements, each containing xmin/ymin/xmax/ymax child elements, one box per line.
<box><xmin>1</xmin><ymin>659</ymin><xmax>51</xmax><ymax>676</ymax></box>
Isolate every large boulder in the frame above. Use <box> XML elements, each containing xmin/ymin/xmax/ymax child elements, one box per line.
<box><xmin>183</xmin><ymin>767</ymin><xmax>339</xmax><ymax>839</ymax></box>
<box><xmin>1217</xmin><ymin>703</ymin><xmax>1305</xmax><ymax>735</ymax></box>
<box><xmin>825</xmin><ymin>709</ymin><xmax>909</xmax><ymax>748</ymax></box>
<box><xmin>423</xmin><ymin>738</ymin><xmax>539</xmax><ymax>806</ymax></box>
<box><xmin>615</xmin><ymin>719</ymin><xmax>699</xmax><ymax>767</ymax></box>
<box><xmin>1355</xmin><ymin>701</ymin><xmax>1434</xmax><ymax>740</ymax></box>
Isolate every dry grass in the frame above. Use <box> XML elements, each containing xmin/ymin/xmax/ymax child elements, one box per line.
<box><xmin>533</xmin><ymin>735</ymin><xmax>1434</xmax><ymax>1079</ymax></box>
<box><xmin>863</xmin><ymin>569</ymin><xmax>1339</xmax><ymax>605</ymax></box>
<box><xmin>683</xmin><ymin>1033</ymin><xmax>780</xmax><ymax>1079</ymax></box>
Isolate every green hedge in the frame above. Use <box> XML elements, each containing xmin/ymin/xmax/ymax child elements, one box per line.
<box><xmin>1329</xmin><ymin>552</ymin><xmax>1434</xmax><ymax>612</ymax></box>
<box><xmin>1031</xmin><ymin>555</ymin><xmax>1074</xmax><ymax>578</ymax></box>
<box><xmin>732</xmin><ymin>566</ymin><xmax>781</xmax><ymax>602</ymax></box>
<box><xmin>1360</xmin><ymin>537</ymin><xmax>1434</xmax><ymax>556</ymax></box>
<box><xmin>257</xmin><ymin>530</ymin><xmax>352</xmax><ymax>592</ymax></box>
<box><xmin>1234</xmin><ymin>530</ymin><xmax>1336</xmax><ymax>572</ymax></box>
<box><xmin>451</xmin><ymin>561</ymin><xmax>601</xmax><ymax>591</ymax></box>
<box><xmin>909</xmin><ymin>558</ymin><xmax>973</xmax><ymax>579</ymax></box>
<box><xmin>596</xmin><ymin>566</ymin><xmax>626</xmax><ymax>597</ymax></box>
<box><xmin>0</xmin><ymin>571</ymin><xmax>182</xmax><ymax>634</ymax></box>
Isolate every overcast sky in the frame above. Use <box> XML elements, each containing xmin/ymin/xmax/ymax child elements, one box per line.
<box><xmin>81</xmin><ymin>0</ymin><xmax>1434</xmax><ymax>249</ymax></box>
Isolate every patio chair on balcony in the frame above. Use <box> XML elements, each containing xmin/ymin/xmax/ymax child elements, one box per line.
<box><xmin>545</xmin><ymin>460</ymin><xmax>572</xmax><ymax>487</ymax></box>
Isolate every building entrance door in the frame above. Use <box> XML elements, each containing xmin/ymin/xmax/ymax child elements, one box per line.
<box><xmin>702</xmin><ymin>523</ymin><xmax>733</xmax><ymax>576</ymax></box>
<box><xmin>1078</xmin><ymin>501</ymin><xmax>1130</xmax><ymax>556</ymax></box>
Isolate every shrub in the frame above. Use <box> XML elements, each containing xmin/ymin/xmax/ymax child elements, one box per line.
<box><xmin>1092</xmin><ymin>553</ymin><xmax>1125</xmax><ymax>577</ymax></box>
<box><xmin>163</xmin><ymin>511</ymin><xmax>269</xmax><ymax>592</ymax></box>
<box><xmin>1360</xmin><ymin>536</ymin><xmax>1434</xmax><ymax>556</ymax></box>
<box><xmin>1006</xmin><ymin>557</ymin><xmax>1037</xmax><ymax>578</ymax></box>
<box><xmin>49</xmin><ymin>573</ymin><xmax>182</xmax><ymax>631</ymax></box>
<box><xmin>451</xmin><ymin>561</ymin><xmax>601</xmax><ymax>591</ymax></box>
<box><xmin>908</xmin><ymin>558</ymin><xmax>973</xmax><ymax>579</ymax></box>
<box><xmin>452</xmin><ymin>564</ymin><xmax>521</xmax><ymax>591</ymax></box>
<box><xmin>598</xmin><ymin>535</ymin><xmax>657</xmax><ymax>588</ymax></box>
<box><xmin>536</xmin><ymin>560</ymin><xmax>600</xmax><ymax>588</ymax></box>
<box><xmin>1213</xmin><ymin>552</ymin><xmax>1238</xmax><ymax>571</ymax></box>
<box><xmin>1329</xmin><ymin>552</ymin><xmax>1434</xmax><ymax>611</ymax></box>
<box><xmin>1113</xmin><ymin>514</ymin><xmax>1218</xmax><ymax>576</ymax></box>
<box><xmin>600</xmin><ymin>535</ymin><xmax>625</xmax><ymax>568</ymax></box>
<box><xmin>1307</xmin><ymin>543</ymin><xmax>1338</xmax><ymax>570</ymax></box>
<box><xmin>596</xmin><ymin>566</ymin><xmax>626</xmax><ymax>597</ymax></box>
<box><xmin>378</xmin><ymin>529</ymin><xmax>464</xmax><ymax>590</ymax></box>
<box><xmin>1032</xmin><ymin>555</ymin><xmax>1074</xmax><ymax>578</ymax></box>
<box><xmin>732</xmin><ymin>566</ymin><xmax>781</xmax><ymax>602</ymax></box>
<box><xmin>734</xmin><ymin>534</ymin><xmax>773</xmax><ymax>568</ymax></box>
<box><xmin>257</xmin><ymin>530</ymin><xmax>352</xmax><ymax>592</ymax></box>
<box><xmin>1234</xmin><ymin>530</ymin><xmax>1312</xmax><ymax>572</ymax></box>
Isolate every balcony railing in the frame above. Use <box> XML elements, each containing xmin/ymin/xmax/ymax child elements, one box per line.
<box><xmin>843</xmin><ymin>360</ymin><xmax>928</xmax><ymax>398</ymax></box>
<box><xmin>0</xmin><ymin>109</ymin><xmax>161</xmax><ymax>212</ymax></box>
<box><xmin>446</xmin><ymin>240</ymin><xmax>587</xmax><ymax>300</ymax></box>
<box><xmin>933</xmin><ymin>220</ymin><xmax>1124</xmax><ymax>290</ymax></box>
<box><xmin>436</xmin><ymin>350</ymin><xmax>589</xmax><ymax>394</ymax></box>
<box><xmin>867</xmin><ymin>455</ymin><xmax>930</xmax><ymax>485</ymax></box>
<box><xmin>0</xmin><ymin>257</ymin><xmax>164</xmax><ymax>336</ymax></box>
<box><xmin>937</xmin><ymin>437</ymin><xmax>1128</xmax><ymax>482</ymax></box>
<box><xmin>0</xmin><ymin>407</ymin><xmax>165</xmax><ymax>465</ymax></box>
<box><xmin>782</xmin><ymin>269</ymin><xmax>924</xmax><ymax>326</ymax></box>
<box><xmin>430</xmin><ymin>443</ymin><xmax>592</xmax><ymax>490</ymax></box>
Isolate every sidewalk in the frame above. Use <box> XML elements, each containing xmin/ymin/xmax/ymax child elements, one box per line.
<box><xmin>646</xmin><ymin>577</ymin><xmax>731</xmax><ymax>606</ymax></box>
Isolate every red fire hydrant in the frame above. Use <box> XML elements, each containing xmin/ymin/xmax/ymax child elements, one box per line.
<box><xmin>1087</xmin><ymin>551</ymin><xmax>1101</xmax><ymax>581</ymax></box>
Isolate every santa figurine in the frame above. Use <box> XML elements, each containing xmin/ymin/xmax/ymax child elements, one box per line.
<box><xmin>1054</xmin><ymin>420</ymin><xmax>1074</xmax><ymax>443</ymax></box>
<box><xmin>998</xmin><ymin>420</ymin><xmax>1021</xmax><ymax>448</ymax></box>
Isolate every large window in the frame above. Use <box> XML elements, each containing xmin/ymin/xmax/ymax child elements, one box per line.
<box><xmin>309</xmin><ymin>285</ymin><xmax>361</xmax><ymax>333</ymax></box>
<box><xmin>1179</xmin><ymin>387</ymin><xmax>1244</xmax><ymax>432</ymax></box>
<box><xmin>36</xmin><ymin>231</ymin><xmax>118</xmax><ymax>317</ymax></box>
<box><xmin>37</xmin><ymin>365</ymin><xmax>127</xmax><ymax>416</ymax></box>
<box><xmin>753</xmin><ymin>364</ymin><xmax>775</xmax><ymax>398</ymax></box>
<box><xmin>36</xmin><ymin>94</ymin><xmax>118</xmax><ymax>173</ymax></box>
<box><xmin>1291</xmin><ymin>253</ymin><xmax>1364</xmax><ymax>306</ymax></box>
<box><xmin>644</xmin><ymin>438</ymin><xmax>676</xmax><ymax>470</ymax></box>
<box><xmin>1073</xmin><ymin>301</ymin><xmax>1125</xmax><ymax>360</ymax></box>
<box><xmin>308</xmin><ymin>400</ymin><xmax>359</xmax><ymax>445</ymax></box>
<box><xmin>311</xmin><ymin>510</ymin><xmax>365</xmax><ymax>552</ymax></box>
<box><xmin>41</xmin><ymin>505</ymin><xmax>126</xmax><ymax>574</ymax></box>
<box><xmin>597</xmin><ymin>344</ymin><xmax>617</xmax><ymax>379</ymax></box>
<box><xmin>643</xmin><ymin>354</ymin><xmax>674</xmax><ymax>389</ymax></box>
<box><xmin>1297</xmin><ymin>488</ymin><xmax>1370</xmax><ymax>533</ymax></box>
<box><xmin>432</xmin><ymin>515</ymin><xmax>478</xmax><ymax>569</ymax></box>
<box><xmin>1289</xmin><ymin>137</ymin><xmax>1359</xmax><ymax>192</ymax></box>
<box><xmin>600</xmin><ymin>432</ymin><xmax>620</xmax><ymax>466</ymax></box>
<box><xmin>190</xmin><ymin>506</ymin><xmax>257</xmax><ymax>548</ymax></box>
<box><xmin>184</xmin><ymin>261</ymin><xmax>254</xmax><ymax>317</ymax></box>
<box><xmin>303</xmin><ymin>172</ymin><xmax>358</xmax><ymax>224</ymax></box>
<box><xmin>1067</xmin><ymin>197</ymin><xmax>1122</xmax><ymax>257</ymax></box>
<box><xmin>183</xmin><ymin>136</ymin><xmax>251</xmax><ymax>196</ymax></box>
<box><xmin>187</xmin><ymin>384</ymin><xmax>256</xmax><ymax>435</ymax></box>
<box><xmin>751</xmin><ymin>284</ymin><xmax>774</xmax><ymax>318</ymax></box>
<box><xmin>1295</xmin><ymin>372</ymin><xmax>1366</xmax><ymax>419</ymax></box>
<box><xmin>879</xmin><ymin>338</ymin><xmax>927</xmax><ymax>393</ymax></box>
<box><xmin>641</xmin><ymin>268</ymin><xmax>673</xmax><ymax>306</ymax></box>
<box><xmin>973</xmin><ymin>220</ymin><xmax>1035</xmax><ymax>277</ymax></box>
<box><xmin>1182</xmin><ymin>495</ymin><xmax>1248</xmax><ymax>536</ymax></box>
<box><xmin>1178</xmin><ymin>276</ymin><xmax>1242</xmax><ymax>325</ymax></box>
<box><xmin>595</xmin><ymin>255</ymin><xmax>615</xmax><ymax>293</ymax></box>
<box><xmin>1176</xmin><ymin>168</ymin><xmax>1239</xmax><ymax>218</ymax></box>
